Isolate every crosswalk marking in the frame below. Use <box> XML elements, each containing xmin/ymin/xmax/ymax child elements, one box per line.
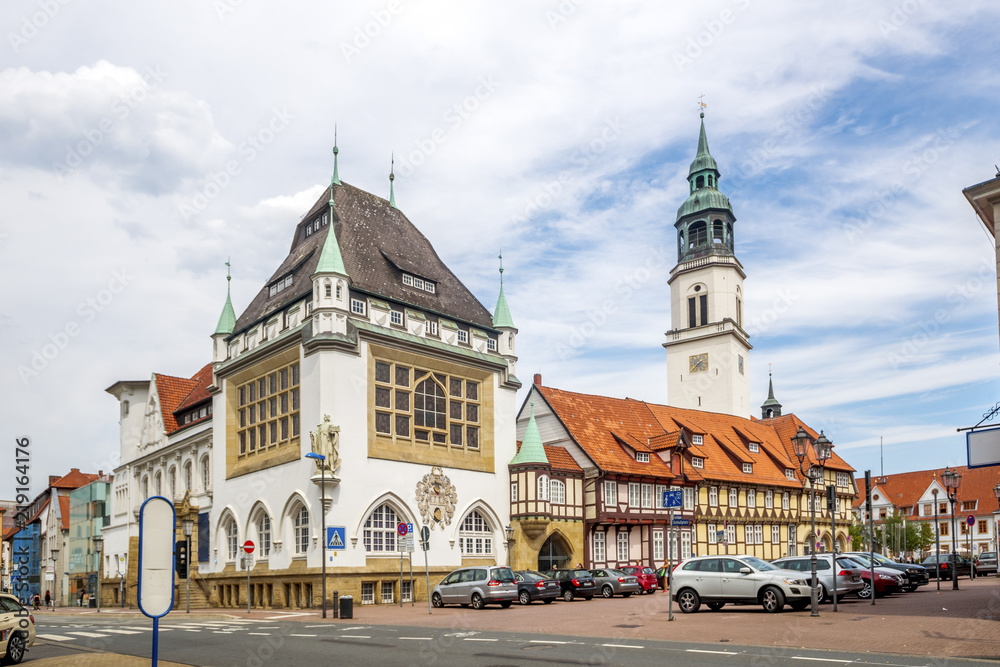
<box><xmin>66</xmin><ymin>631</ymin><xmax>111</xmax><ymax>638</ymax></box>
<box><xmin>101</xmin><ymin>629</ymin><xmax>143</xmax><ymax>635</ymax></box>
<box><xmin>36</xmin><ymin>634</ymin><xmax>75</xmax><ymax>642</ymax></box>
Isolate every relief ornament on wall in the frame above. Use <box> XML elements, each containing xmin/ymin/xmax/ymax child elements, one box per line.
<box><xmin>416</xmin><ymin>466</ymin><xmax>457</xmax><ymax>529</ymax></box>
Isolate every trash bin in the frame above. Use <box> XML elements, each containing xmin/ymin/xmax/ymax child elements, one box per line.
<box><xmin>89</xmin><ymin>597</ymin><xmax>97</xmax><ymax>608</ymax></box>
<box><xmin>339</xmin><ymin>595</ymin><xmax>353</xmax><ymax>619</ymax></box>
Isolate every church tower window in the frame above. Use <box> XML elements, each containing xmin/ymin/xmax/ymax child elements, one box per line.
<box><xmin>688</xmin><ymin>221</ymin><xmax>707</xmax><ymax>249</ymax></box>
<box><xmin>713</xmin><ymin>219</ymin><xmax>725</xmax><ymax>244</ymax></box>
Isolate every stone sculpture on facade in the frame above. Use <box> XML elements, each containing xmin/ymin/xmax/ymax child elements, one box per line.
<box><xmin>309</xmin><ymin>414</ymin><xmax>342</xmax><ymax>474</ymax></box>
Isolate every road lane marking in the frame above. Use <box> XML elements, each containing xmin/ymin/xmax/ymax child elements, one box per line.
<box><xmin>400</xmin><ymin>637</ymin><xmax>433</xmax><ymax>640</ymax></box>
<box><xmin>121</xmin><ymin>626</ymin><xmax>152</xmax><ymax>631</ymax></box>
<box><xmin>790</xmin><ymin>659</ymin><xmax>851</xmax><ymax>664</ymax></box>
<box><xmin>687</xmin><ymin>649</ymin><xmax>737</xmax><ymax>655</ymax></box>
<box><xmin>101</xmin><ymin>629</ymin><xmax>143</xmax><ymax>635</ymax></box>
<box><xmin>66</xmin><ymin>631</ymin><xmax>110</xmax><ymax>638</ymax></box>
<box><xmin>256</xmin><ymin>626</ymin><xmax>280</xmax><ymax>629</ymax></box>
<box><xmin>290</xmin><ymin>634</ymin><xmax>317</xmax><ymax>637</ymax></box>
<box><xmin>340</xmin><ymin>635</ymin><xmax>370</xmax><ymax>639</ymax></box>
<box><xmin>265</xmin><ymin>613</ymin><xmax>312</xmax><ymax>619</ymax></box>
<box><xmin>248</xmin><ymin>633</ymin><xmax>271</xmax><ymax>636</ymax></box>
<box><xmin>36</xmin><ymin>634</ymin><xmax>75</xmax><ymax>642</ymax></box>
<box><xmin>602</xmin><ymin>644</ymin><xmax>644</xmax><ymax>649</ymax></box>
<box><xmin>530</xmin><ymin>640</ymin><xmax>569</xmax><ymax>644</ymax></box>
<box><xmin>463</xmin><ymin>638</ymin><xmax>497</xmax><ymax>642</ymax></box>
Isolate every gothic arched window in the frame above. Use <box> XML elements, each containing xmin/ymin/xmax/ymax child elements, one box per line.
<box><xmin>363</xmin><ymin>503</ymin><xmax>398</xmax><ymax>553</ymax></box>
<box><xmin>459</xmin><ymin>510</ymin><xmax>494</xmax><ymax>556</ymax></box>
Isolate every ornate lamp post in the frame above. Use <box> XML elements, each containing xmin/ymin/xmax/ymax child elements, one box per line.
<box><xmin>504</xmin><ymin>525</ymin><xmax>515</xmax><ymax>568</ymax></box>
<box><xmin>305</xmin><ymin>452</ymin><xmax>329</xmax><ymax>618</ymax></box>
<box><xmin>182</xmin><ymin>518</ymin><xmax>194</xmax><ymax>613</ymax></box>
<box><xmin>792</xmin><ymin>427</ymin><xmax>833</xmax><ymax>617</ymax></box>
<box><xmin>941</xmin><ymin>467</ymin><xmax>961</xmax><ymax>590</ymax></box>
<box><xmin>92</xmin><ymin>535</ymin><xmax>103</xmax><ymax>613</ymax></box>
<box><xmin>933</xmin><ymin>487</ymin><xmax>940</xmax><ymax>590</ymax></box>
<box><xmin>50</xmin><ymin>548</ymin><xmax>59</xmax><ymax>609</ymax></box>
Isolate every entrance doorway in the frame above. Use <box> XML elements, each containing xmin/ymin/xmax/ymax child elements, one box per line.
<box><xmin>538</xmin><ymin>533</ymin><xmax>571</xmax><ymax>571</ymax></box>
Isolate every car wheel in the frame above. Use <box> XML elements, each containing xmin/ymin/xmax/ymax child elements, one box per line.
<box><xmin>790</xmin><ymin>600</ymin><xmax>809</xmax><ymax>611</ymax></box>
<box><xmin>817</xmin><ymin>583</ymin><xmax>828</xmax><ymax>603</ymax></box>
<box><xmin>602</xmin><ymin>585</ymin><xmax>614</xmax><ymax>598</ymax></box>
<box><xmin>471</xmin><ymin>593</ymin><xmax>484</xmax><ymax>610</ymax></box>
<box><xmin>622</xmin><ymin>593</ymin><xmax>631</xmax><ymax>598</ymax></box>
<box><xmin>519</xmin><ymin>590</ymin><xmax>531</xmax><ymax>605</ymax></box>
<box><xmin>432</xmin><ymin>593</ymin><xmax>444</xmax><ymax>608</ymax></box>
<box><xmin>584</xmin><ymin>596</ymin><xmax>593</xmax><ymax>600</ymax></box>
<box><xmin>707</xmin><ymin>601</ymin><xmax>725</xmax><ymax>611</ymax></box>
<box><xmin>6</xmin><ymin>632</ymin><xmax>26</xmax><ymax>664</ymax></box>
<box><xmin>563</xmin><ymin>589</ymin><xmax>574</xmax><ymax>602</ymax></box>
<box><xmin>904</xmin><ymin>584</ymin><xmax>918</xmax><ymax>592</ymax></box>
<box><xmin>677</xmin><ymin>588</ymin><xmax>700</xmax><ymax>613</ymax></box>
<box><xmin>542</xmin><ymin>598</ymin><xmax>554</xmax><ymax>604</ymax></box>
<box><xmin>761</xmin><ymin>586</ymin><xmax>785</xmax><ymax>613</ymax></box>
<box><xmin>500</xmin><ymin>601</ymin><xmax>512</xmax><ymax>609</ymax></box>
<box><xmin>857</xmin><ymin>582</ymin><xmax>872</xmax><ymax>599</ymax></box>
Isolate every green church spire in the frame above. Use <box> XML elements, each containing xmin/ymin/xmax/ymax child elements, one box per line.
<box><xmin>492</xmin><ymin>251</ymin><xmax>515</xmax><ymax>329</ymax></box>
<box><xmin>760</xmin><ymin>365</ymin><xmax>782</xmax><ymax>419</ymax></box>
<box><xmin>688</xmin><ymin>111</ymin><xmax>720</xmax><ymax>177</ymax></box>
<box><xmin>389</xmin><ymin>155</ymin><xmax>397</xmax><ymax>209</ymax></box>
<box><xmin>214</xmin><ymin>259</ymin><xmax>237</xmax><ymax>335</ymax></box>
<box><xmin>511</xmin><ymin>400</ymin><xmax>548</xmax><ymax>465</ymax></box>
<box><xmin>332</xmin><ymin>125</ymin><xmax>341</xmax><ymax>186</ymax></box>
<box><xmin>314</xmin><ymin>146</ymin><xmax>347</xmax><ymax>276</ymax></box>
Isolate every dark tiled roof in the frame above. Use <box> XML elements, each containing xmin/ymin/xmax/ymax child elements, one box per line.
<box><xmin>233</xmin><ymin>182</ymin><xmax>494</xmax><ymax>334</ymax></box>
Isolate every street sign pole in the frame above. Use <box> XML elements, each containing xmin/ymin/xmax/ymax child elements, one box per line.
<box><xmin>409</xmin><ymin>551</ymin><xmax>414</xmax><ymax>607</ymax></box>
<box><xmin>421</xmin><ymin>525</ymin><xmax>431</xmax><ymax>614</ymax></box>
<box><xmin>246</xmin><ymin>554</ymin><xmax>251</xmax><ymax>615</ymax></box>
<box><xmin>667</xmin><ymin>509</ymin><xmax>674</xmax><ymax>622</ymax></box>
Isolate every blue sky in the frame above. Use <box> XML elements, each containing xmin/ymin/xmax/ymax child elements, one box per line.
<box><xmin>1</xmin><ymin>1</ymin><xmax>999</xmax><ymax>500</ymax></box>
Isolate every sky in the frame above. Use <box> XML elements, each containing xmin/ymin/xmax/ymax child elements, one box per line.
<box><xmin>2</xmin><ymin>1</ymin><xmax>1000</xmax><ymax>501</ymax></box>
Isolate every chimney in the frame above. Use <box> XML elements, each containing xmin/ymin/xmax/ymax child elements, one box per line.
<box><xmin>49</xmin><ymin>475</ymin><xmax>60</xmax><ymax>486</ymax></box>
<box><xmin>533</xmin><ymin>373</ymin><xmax>542</xmax><ymax>386</ymax></box>
<box><xmin>98</xmin><ymin>470</ymin><xmax>103</xmax><ymax>477</ymax></box>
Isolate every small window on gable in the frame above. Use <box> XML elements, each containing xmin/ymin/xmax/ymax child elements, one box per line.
<box><xmin>487</xmin><ymin>338</ymin><xmax>497</xmax><ymax>352</ymax></box>
<box><xmin>403</xmin><ymin>274</ymin><xmax>414</xmax><ymax>287</ymax></box>
<box><xmin>390</xmin><ymin>310</ymin><xmax>404</xmax><ymax>327</ymax></box>
<box><xmin>692</xmin><ymin>435</ymin><xmax>703</xmax><ymax>445</ymax></box>
<box><xmin>748</xmin><ymin>442</ymin><xmax>759</xmax><ymax>453</ymax></box>
<box><xmin>351</xmin><ymin>298</ymin><xmax>367</xmax><ymax>316</ymax></box>
<box><xmin>742</xmin><ymin>463</ymin><xmax>752</xmax><ymax>474</ymax></box>
<box><xmin>786</xmin><ymin>469</ymin><xmax>795</xmax><ymax>480</ymax></box>
<box><xmin>425</xmin><ymin>321</ymin><xmax>438</xmax><ymax>336</ymax></box>
<box><xmin>691</xmin><ymin>456</ymin><xmax>704</xmax><ymax>469</ymax></box>
<box><xmin>457</xmin><ymin>330</ymin><xmax>468</xmax><ymax>344</ymax></box>
<box><xmin>636</xmin><ymin>452</ymin><xmax>649</xmax><ymax>463</ymax></box>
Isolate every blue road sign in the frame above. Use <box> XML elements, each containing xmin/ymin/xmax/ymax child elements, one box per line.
<box><xmin>662</xmin><ymin>490</ymin><xmax>683</xmax><ymax>509</ymax></box>
<box><xmin>327</xmin><ymin>526</ymin><xmax>346</xmax><ymax>550</ymax></box>
<box><xmin>671</xmin><ymin>517</ymin><xmax>691</xmax><ymax>527</ymax></box>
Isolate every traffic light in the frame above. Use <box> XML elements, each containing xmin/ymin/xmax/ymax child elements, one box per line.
<box><xmin>175</xmin><ymin>540</ymin><xmax>188</xmax><ymax>579</ymax></box>
<box><xmin>826</xmin><ymin>484</ymin><xmax>836</xmax><ymax>512</ymax></box>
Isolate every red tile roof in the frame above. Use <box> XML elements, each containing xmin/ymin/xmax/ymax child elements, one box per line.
<box><xmin>762</xmin><ymin>414</ymin><xmax>855</xmax><ymax>476</ymax></box>
<box><xmin>534</xmin><ymin>385</ymin><xmax>852</xmax><ymax>490</ymax></box>
<box><xmin>545</xmin><ymin>445</ymin><xmax>582</xmax><ymax>472</ymax></box>
<box><xmin>852</xmin><ymin>466</ymin><xmax>1000</xmax><ymax>517</ymax></box>
<box><xmin>50</xmin><ymin>468</ymin><xmax>100</xmax><ymax>490</ymax></box>
<box><xmin>155</xmin><ymin>363</ymin><xmax>212</xmax><ymax>433</ymax></box>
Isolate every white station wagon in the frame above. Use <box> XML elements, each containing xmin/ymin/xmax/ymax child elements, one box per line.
<box><xmin>672</xmin><ymin>554</ymin><xmax>812</xmax><ymax>613</ymax></box>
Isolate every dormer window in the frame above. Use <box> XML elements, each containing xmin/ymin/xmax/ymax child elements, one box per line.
<box><xmin>268</xmin><ymin>274</ymin><xmax>293</xmax><ymax>297</ymax></box>
<box><xmin>350</xmin><ymin>298</ymin><xmax>367</xmax><ymax>316</ymax></box>
<box><xmin>785</xmin><ymin>469</ymin><xmax>795</xmax><ymax>480</ymax></box>
<box><xmin>402</xmin><ymin>273</ymin><xmax>436</xmax><ymax>294</ymax></box>
<box><xmin>457</xmin><ymin>330</ymin><xmax>468</xmax><ymax>344</ymax></box>
<box><xmin>424</xmin><ymin>321</ymin><xmax>438</xmax><ymax>336</ymax></box>
<box><xmin>487</xmin><ymin>338</ymin><xmax>497</xmax><ymax>352</ymax></box>
<box><xmin>390</xmin><ymin>310</ymin><xmax>404</xmax><ymax>327</ymax></box>
<box><xmin>742</xmin><ymin>463</ymin><xmax>752</xmax><ymax>474</ymax></box>
<box><xmin>636</xmin><ymin>452</ymin><xmax>650</xmax><ymax>463</ymax></box>
<box><xmin>692</xmin><ymin>456</ymin><xmax>704</xmax><ymax>469</ymax></box>
<box><xmin>748</xmin><ymin>442</ymin><xmax>759</xmax><ymax>453</ymax></box>
<box><xmin>692</xmin><ymin>435</ymin><xmax>703</xmax><ymax>445</ymax></box>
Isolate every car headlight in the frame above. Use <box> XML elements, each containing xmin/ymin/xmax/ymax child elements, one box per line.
<box><xmin>783</xmin><ymin>578</ymin><xmax>807</xmax><ymax>586</ymax></box>
<box><xmin>877</xmin><ymin>574</ymin><xmax>894</xmax><ymax>580</ymax></box>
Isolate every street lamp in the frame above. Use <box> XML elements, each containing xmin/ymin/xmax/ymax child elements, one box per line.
<box><xmin>792</xmin><ymin>426</ymin><xmax>833</xmax><ymax>617</ymax></box>
<box><xmin>933</xmin><ymin>487</ymin><xmax>940</xmax><ymax>590</ymax></box>
<box><xmin>92</xmin><ymin>535</ymin><xmax>103</xmax><ymax>613</ymax></box>
<box><xmin>182</xmin><ymin>518</ymin><xmax>194</xmax><ymax>614</ymax></box>
<box><xmin>305</xmin><ymin>452</ymin><xmax>329</xmax><ymax>619</ymax></box>
<box><xmin>50</xmin><ymin>548</ymin><xmax>59</xmax><ymax>609</ymax></box>
<box><xmin>993</xmin><ymin>483</ymin><xmax>1000</xmax><ymax>560</ymax></box>
<box><xmin>941</xmin><ymin>467</ymin><xmax>961</xmax><ymax>590</ymax></box>
<box><xmin>504</xmin><ymin>525</ymin><xmax>515</xmax><ymax>567</ymax></box>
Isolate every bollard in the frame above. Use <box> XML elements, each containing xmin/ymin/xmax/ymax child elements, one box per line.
<box><xmin>333</xmin><ymin>590</ymin><xmax>339</xmax><ymax>619</ymax></box>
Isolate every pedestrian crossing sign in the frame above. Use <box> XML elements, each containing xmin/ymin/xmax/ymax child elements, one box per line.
<box><xmin>327</xmin><ymin>526</ymin><xmax>346</xmax><ymax>550</ymax></box>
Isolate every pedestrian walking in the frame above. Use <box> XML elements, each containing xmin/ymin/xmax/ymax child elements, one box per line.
<box><xmin>44</xmin><ymin>590</ymin><xmax>51</xmax><ymax>609</ymax></box>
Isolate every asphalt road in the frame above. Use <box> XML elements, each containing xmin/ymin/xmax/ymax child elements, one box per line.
<box><xmin>22</xmin><ymin>615</ymin><xmax>997</xmax><ymax>667</ymax></box>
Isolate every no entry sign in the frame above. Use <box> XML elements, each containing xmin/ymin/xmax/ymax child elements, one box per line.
<box><xmin>243</xmin><ymin>540</ymin><xmax>255</xmax><ymax>554</ymax></box>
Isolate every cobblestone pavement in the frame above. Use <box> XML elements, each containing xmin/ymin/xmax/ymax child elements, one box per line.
<box><xmin>41</xmin><ymin>576</ymin><xmax>1000</xmax><ymax>660</ymax></box>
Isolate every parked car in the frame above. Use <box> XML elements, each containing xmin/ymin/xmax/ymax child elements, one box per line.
<box><xmin>0</xmin><ymin>593</ymin><xmax>35</xmax><ymax>665</ymax></box>
<box><xmin>543</xmin><ymin>568</ymin><xmax>597</xmax><ymax>601</ymax></box>
<box><xmin>976</xmin><ymin>551</ymin><xmax>998</xmax><ymax>575</ymax></box>
<box><xmin>844</xmin><ymin>552</ymin><xmax>929</xmax><ymax>591</ymax></box>
<box><xmin>431</xmin><ymin>566</ymin><xmax>518</xmax><ymax>609</ymax></box>
<box><xmin>770</xmin><ymin>554</ymin><xmax>865</xmax><ymax>602</ymax></box>
<box><xmin>839</xmin><ymin>554</ymin><xmax>903</xmax><ymax>598</ymax></box>
<box><xmin>513</xmin><ymin>570</ymin><xmax>561</xmax><ymax>605</ymax></box>
<box><xmin>671</xmin><ymin>555</ymin><xmax>811</xmax><ymax>613</ymax></box>
<box><xmin>589</xmin><ymin>568</ymin><xmax>642</xmax><ymax>598</ymax></box>
<box><xmin>921</xmin><ymin>554</ymin><xmax>975</xmax><ymax>580</ymax></box>
<box><xmin>618</xmin><ymin>566</ymin><xmax>659</xmax><ymax>594</ymax></box>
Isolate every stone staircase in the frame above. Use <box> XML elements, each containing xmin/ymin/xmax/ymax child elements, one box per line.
<box><xmin>173</xmin><ymin>575</ymin><xmax>212</xmax><ymax>611</ymax></box>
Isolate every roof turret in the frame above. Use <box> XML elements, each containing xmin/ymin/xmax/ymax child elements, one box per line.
<box><xmin>511</xmin><ymin>401</ymin><xmax>548</xmax><ymax>465</ymax></box>
<box><xmin>214</xmin><ymin>260</ymin><xmax>236</xmax><ymax>335</ymax></box>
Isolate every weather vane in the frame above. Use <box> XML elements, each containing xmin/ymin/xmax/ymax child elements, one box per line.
<box><xmin>698</xmin><ymin>93</ymin><xmax>707</xmax><ymax>112</ymax></box>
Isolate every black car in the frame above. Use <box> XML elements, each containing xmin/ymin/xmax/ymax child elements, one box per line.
<box><xmin>543</xmin><ymin>568</ymin><xmax>597</xmax><ymax>601</ymax></box>
<box><xmin>843</xmin><ymin>552</ymin><xmax>929</xmax><ymax>591</ymax></box>
<box><xmin>921</xmin><ymin>554</ymin><xmax>975</xmax><ymax>580</ymax></box>
<box><xmin>513</xmin><ymin>570</ymin><xmax>561</xmax><ymax>605</ymax></box>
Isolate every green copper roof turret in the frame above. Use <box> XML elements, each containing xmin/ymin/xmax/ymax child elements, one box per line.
<box><xmin>332</xmin><ymin>126</ymin><xmax>341</xmax><ymax>186</ymax></box>
<box><xmin>511</xmin><ymin>401</ymin><xmax>548</xmax><ymax>465</ymax></box>
<box><xmin>688</xmin><ymin>112</ymin><xmax>719</xmax><ymax>176</ymax></box>
<box><xmin>492</xmin><ymin>251</ymin><xmax>515</xmax><ymax>329</ymax></box>
<box><xmin>314</xmin><ymin>218</ymin><xmax>347</xmax><ymax>275</ymax></box>
<box><xmin>214</xmin><ymin>260</ymin><xmax>237</xmax><ymax>335</ymax></box>
<box><xmin>760</xmin><ymin>370</ymin><xmax>782</xmax><ymax>418</ymax></box>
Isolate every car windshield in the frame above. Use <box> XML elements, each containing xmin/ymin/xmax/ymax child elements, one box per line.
<box><xmin>492</xmin><ymin>568</ymin><xmax>515</xmax><ymax>582</ymax></box>
<box><xmin>573</xmin><ymin>570</ymin><xmax>591</xmax><ymax>578</ymax></box>
<box><xmin>983</xmin><ymin>553</ymin><xmax>996</xmax><ymax>558</ymax></box>
<box><xmin>525</xmin><ymin>570</ymin><xmax>549</xmax><ymax>579</ymax></box>
<box><xmin>836</xmin><ymin>558</ymin><xmax>859</xmax><ymax>569</ymax></box>
<box><xmin>869</xmin><ymin>553</ymin><xmax>893</xmax><ymax>565</ymax></box>
<box><xmin>742</xmin><ymin>556</ymin><xmax>778</xmax><ymax>571</ymax></box>
<box><xmin>640</xmin><ymin>567</ymin><xmax>654</xmax><ymax>574</ymax></box>
<box><xmin>519</xmin><ymin>572</ymin><xmax>541</xmax><ymax>581</ymax></box>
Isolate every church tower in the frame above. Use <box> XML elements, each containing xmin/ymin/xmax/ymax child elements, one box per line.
<box><xmin>664</xmin><ymin>112</ymin><xmax>751</xmax><ymax>416</ymax></box>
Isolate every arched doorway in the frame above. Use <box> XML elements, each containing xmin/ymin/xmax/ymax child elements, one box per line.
<box><xmin>538</xmin><ymin>533</ymin><xmax>571</xmax><ymax>572</ymax></box>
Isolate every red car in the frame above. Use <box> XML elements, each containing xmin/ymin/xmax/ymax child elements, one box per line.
<box><xmin>842</xmin><ymin>556</ymin><xmax>902</xmax><ymax>598</ymax></box>
<box><xmin>618</xmin><ymin>566</ymin><xmax>659</xmax><ymax>594</ymax></box>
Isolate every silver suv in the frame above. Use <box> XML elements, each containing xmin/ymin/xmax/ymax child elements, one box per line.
<box><xmin>771</xmin><ymin>554</ymin><xmax>864</xmax><ymax>602</ymax></box>
<box><xmin>431</xmin><ymin>566</ymin><xmax>518</xmax><ymax>609</ymax></box>
<box><xmin>672</xmin><ymin>555</ymin><xmax>811</xmax><ymax>613</ymax></box>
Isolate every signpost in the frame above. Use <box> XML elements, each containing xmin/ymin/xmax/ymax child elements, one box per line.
<box><xmin>242</xmin><ymin>541</ymin><xmax>254</xmax><ymax>614</ymax></box>
<box><xmin>397</xmin><ymin>523</ymin><xmax>409</xmax><ymax>608</ymax></box>
<box><xmin>421</xmin><ymin>525</ymin><xmax>431</xmax><ymax>614</ymax></box>
<box><xmin>138</xmin><ymin>496</ymin><xmax>176</xmax><ymax>667</ymax></box>
<box><xmin>662</xmin><ymin>489</ymin><xmax>683</xmax><ymax>622</ymax></box>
